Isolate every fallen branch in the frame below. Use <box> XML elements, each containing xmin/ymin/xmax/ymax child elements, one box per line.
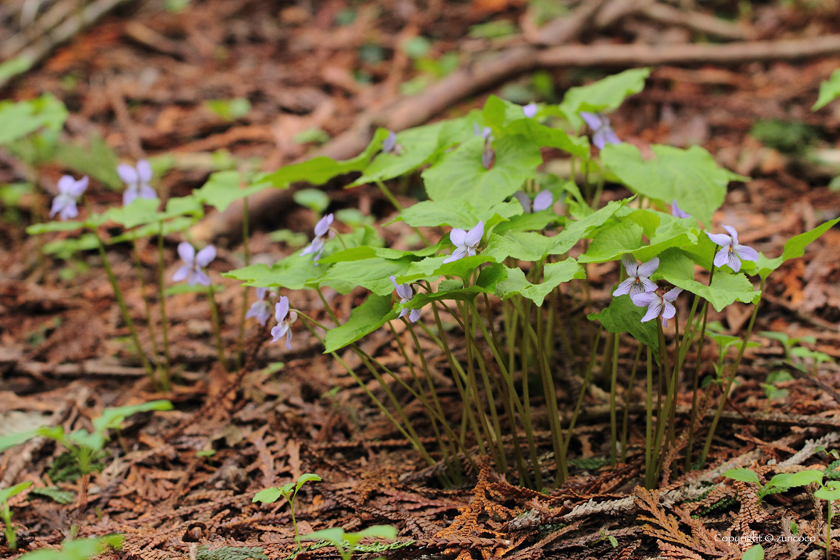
<box><xmin>0</xmin><ymin>0</ymin><xmax>131</xmax><ymax>91</ymax></box>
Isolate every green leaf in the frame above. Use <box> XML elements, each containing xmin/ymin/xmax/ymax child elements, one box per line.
<box><xmin>314</xmin><ymin>257</ymin><xmax>418</xmax><ymax>296</ymax></box>
<box><xmin>0</xmin><ymin>94</ymin><xmax>68</xmax><ymax>145</ymax></box>
<box><xmin>558</xmin><ymin>68</ymin><xmax>650</xmax><ymax>129</ymax></box>
<box><xmin>354</xmin><ymin>525</ymin><xmax>398</xmax><ymax>540</ymax></box>
<box><xmin>293</xmin><ymin>189</ymin><xmax>330</xmax><ymax>213</ymax></box>
<box><xmin>105</xmin><ymin>198</ymin><xmax>162</xmax><ymax>228</ymax></box>
<box><xmin>18</xmin><ymin>536</ymin><xmax>123</xmax><ymax>560</ymax></box>
<box><xmin>657</xmin><ymin>248</ymin><xmax>758</xmax><ymax>311</ymax></box>
<box><xmin>588</xmin><ymin>295</ymin><xmax>660</xmax><ymax>360</ymax></box>
<box><xmin>0</xmin><ymin>431</ymin><xmax>37</xmax><ymax>453</ymax></box>
<box><xmin>765</xmin><ymin>470</ymin><xmax>823</xmax><ymax>490</ymax></box>
<box><xmin>483</xmin><ymin>231</ymin><xmax>554</xmax><ymax>262</ymax></box>
<box><xmin>30</xmin><ymin>487</ymin><xmax>74</xmax><ymax>504</ymax></box>
<box><xmin>482</xmin><ymin>96</ymin><xmax>589</xmax><ymax>157</ymax></box>
<box><xmin>225</xmin><ymin>254</ymin><xmax>326</xmax><ymax>290</ymax></box>
<box><xmin>422</xmin><ymin>135</ymin><xmax>542</xmax><ymax>208</ymax></box>
<box><xmin>193</xmin><ymin>171</ymin><xmax>271</xmax><ymax>212</ymax></box>
<box><xmin>724</xmin><ymin>468</ymin><xmax>761</xmax><ymax>485</ymax></box>
<box><xmin>492</xmin><ymin>211</ymin><xmax>559</xmax><ymax>235</ymax></box>
<box><xmin>579</xmin><ymin>220</ymin><xmax>643</xmax><ymax>263</ymax></box>
<box><xmin>495</xmin><ymin>259</ymin><xmax>584</xmax><ymax>305</ymax></box>
<box><xmin>0</xmin><ymin>55</ymin><xmax>33</xmax><ymax>84</ymax></box>
<box><xmin>602</xmin><ymin>143</ymin><xmax>746</xmax><ymax>228</ymax></box>
<box><xmin>91</xmin><ymin>400</ymin><xmax>173</xmax><ymax>437</ymax></box>
<box><xmin>300</xmin><ymin>527</ymin><xmax>346</xmax><ymax>544</ymax></box>
<box><xmin>0</xmin><ymin>481</ymin><xmax>33</xmax><ymax>504</ymax></box>
<box><xmin>354</xmin><ymin>123</ymin><xmax>446</xmax><ymax>185</ymax></box>
<box><xmin>814</xmin><ymin>69</ymin><xmax>840</xmax><ymax>110</ymax></box>
<box><xmin>756</xmin><ymin>216</ymin><xmax>840</xmax><ymax>279</ymax></box>
<box><xmin>52</xmin><ymin>135</ymin><xmax>122</xmax><ymax>190</ymax></box>
<box><xmin>253</xmin><ymin>487</ymin><xmax>283</xmax><ymax>504</ymax></box>
<box><xmin>399</xmin><ymin>199</ymin><xmax>521</xmax><ymax>229</ymax></box>
<box><xmin>296</xmin><ymin>473</ymin><xmax>322</xmax><ymax>493</ymax></box>
<box><xmin>205</xmin><ymin>98</ymin><xmax>251</xmax><ymax>121</ymax></box>
<box><xmin>741</xmin><ymin>544</ymin><xmax>764</xmax><ymax>560</ymax></box>
<box><xmin>815</xmin><ymin>486</ymin><xmax>840</xmax><ymax>501</ymax></box>
<box><xmin>547</xmin><ymin>199</ymin><xmax>629</xmax><ymax>255</ymax></box>
<box><xmin>262</xmin><ymin>128</ymin><xmax>389</xmax><ymax>188</ymax></box>
<box><xmin>165</xmin><ymin>283</ymin><xmax>224</xmax><ymax>296</ymax></box>
<box><xmin>324</xmin><ymin>294</ymin><xmax>398</xmax><ymax>353</ymax></box>
<box><xmin>398</xmin><ymin>255</ymin><xmax>495</xmax><ymax>284</ymax></box>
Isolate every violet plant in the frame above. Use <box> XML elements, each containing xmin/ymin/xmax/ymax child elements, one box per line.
<box><xmin>21</xmin><ymin>69</ymin><xmax>840</xmax><ymax>493</ymax></box>
<box><xmin>224</xmin><ymin>67</ymin><xmax>840</xmax><ymax>492</ymax></box>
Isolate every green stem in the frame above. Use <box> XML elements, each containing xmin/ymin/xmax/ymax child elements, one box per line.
<box><xmin>699</xmin><ymin>278</ymin><xmax>764</xmax><ymax>466</ymax></box>
<box><xmin>430</xmin><ymin>301</ymin><xmax>487</xmax><ymax>456</ymax></box>
<box><xmin>156</xmin><ymin>223</ymin><xmax>172</xmax><ymax>382</ymax></box>
<box><xmin>621</xmin><ymin>343</ymin><xmax>643</xmax><ymax>463</ymax></box>
<box><xmin>236</xmin><ymin>196</ymin><xmax>251</xmax><ymax>370</ymax></box>
<box><xmin>685</xmin><ymin>263</ymin><xmax>715</xmax><ymax>469</ymax></box>
<box><xmin>560</xmin><ymin>325</ymin><xmax>602</xmax><ymax>459</ymax></box>
<box><xmin>645</xmin><ymin>346</ymin><xmax>654</xmax><ymax>488</ymax></box>
<box><xmin>92</xmin><ymin>229</ymin><xmax>155</xmax><ymax>378</ymax></box>
<box><xmin>206</xmin><ymin>286</ymin><xmax>229</xmax><ymax>373</ymax></box>
<box><xmin>610</xmin><ymin>332</ymin><xmax>619</xmax><ymax>466</ymax></box>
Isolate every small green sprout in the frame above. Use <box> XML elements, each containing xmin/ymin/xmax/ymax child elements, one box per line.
<box><xmin>299</xmin><ymin>525</ymin><xmax>397</xmax><ymax>560</ymax></box>
<box><xmin>0</xmin><ymin>481</ymin><xmax>33</xmax><ymax>550</ymax></box>
<box><xmin>253</xmin><ymin>473</ymin><xmax>321</xmax><ymax>538</ymax></box>
<box><xmin>0</xmin><ymin>401</ymin><xmax>172</xmax><ymax>476</ymax></box>
<box><xmin>16</xmin><ymin>535</ymin><xmax>123</xmax><ymax>560</ymax></box>
<box><xmin>724</xmin><ymin>467</ymin><xmax>823</xmax><ymax>501</ymax></box>
<box><xmin>814</xmin><ymin>481</ymin><xmax>840</xmax><ymax>559</ymax></box>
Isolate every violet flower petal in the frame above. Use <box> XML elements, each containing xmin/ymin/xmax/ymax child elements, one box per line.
<box><xmin>621</xmin><ymin>254</ymin><xmax>639</xmax><ymax>277</ymax></box>
<box><xmin>195</xmin><ymin>245</ymin><xmax>217</xmax><ymax>268</ymax></box>
<box><xmin>513</xmin><ymin>191</ymin><xmax>531</xmax><ymax>213</ymax></box>
<box><xmin>275</xmin><ymin>297</ymin><xmax>289</xmax><ymax>322</ymax></box>
<box><xmin>464</xmin><ymin>221</ymin><xmax>484</xmax><ymax>247</ymax></box>
<box><xmin>706</xmin><ymin>231</ymin><xmax>733</xmax><ymax>247</ymax></box>
<box><xmin>177</xmin><ymin>242</ymin><xmax>196</xmax><ymax>264</ymax></box>
<box><xmin>637</xmin><ymin>257</ymin><xmax>660</xmax><ymax>278</ymax></box>
<box><xmin>612</xmin><ymin>277</ymin><xmax>635</xmax><ymax>297</ymax></box>
<box><xmin>523</xmin><ymin>103</ymin><xmax>538</xmax><ymax>118</ymax></box>
<box><xmin>533</xmin><ymin>190</ymin><xmax>553</xmax><ymax>212</ymax></box>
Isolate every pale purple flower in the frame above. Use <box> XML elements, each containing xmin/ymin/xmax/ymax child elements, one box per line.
<box><xmin>270</xmin><ymin>296</ymin><xmax>298</xmax><ymax>350</ymax></box>
<box><xmin>671</xmin><ymin>200</ymin><xmax>690</xmax><ymax>219</ymax></box>
<box><xmin>118</xmin><ymin>160</ymin><xmax>158</xmax><ymax>206</ymax></box>
<box><xmin>474</xmin><ymin>124</ymin><xmax>492</xmax><ymax>139</ymax></box>
<box><xmin>172</xmin><ymin>242</ymin><xmax>216</xmax><ymax>287</ymax></box>
<box><xmin>612</xmin><ymin>254</ymin><xmax>659</xmax><ymax>298</ymax></box>
<box><xmin>49</xmin><ymin>175</ymin><xmax>88</xmax><ymax>221</ymax></box>
<box><xmin>522</xmin><ymin>103</ymin><xmax>538</xmax><ymax>119</ymax></box>
<box><xmin>632</xmin><ymin>287</ymin><xmax>683</xmax><ymax>327</ymax></box>
<box><xmin>301</xmin><ymin>213</ymin><xmax>334</xmax><ymax>264</ymax></box>
<box><xmin>382</xmin><ymin>130</ymin><xmax>399</xmax><ymax>154</ymax></box>
<box><xmin>706</xmin><ymin>225</ymin><xmax>759</xmax><ymax>273</ymax></box>
<box><xmin>245</xmin><ymin>287</ymin><xmax>273</xmax><ymax>326</ymax></box>
<box><xmin>513</xmin><ymin>190</ymin><xmax>553</xmax><ymax>213</ymax></box>
<box><xmin>443</xmin><ymin>221</ymin><xmax>484</xmax><ymax>264</ymax></box>
<box><xmin>390</xmin><ymin>276</ymin><xmax>421</xmax><ymax>322</ymax></box>
<box><xmin>580</xmin><ymin>111</ymin><xmax>621</xmax><ymax>150</ymax></box>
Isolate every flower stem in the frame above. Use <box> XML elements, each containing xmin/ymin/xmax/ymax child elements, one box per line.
<box><xmin>206</xmin><ymin>286</ymin><xmax>229</xmax><ymax>374</ymax></box>
<box><xmin>609</xmin><ymin>331</ymin><xmax>620</xmax><ymax>466</ymax></box>
<box><xmin>131</xmin><ymin>237</ymin><xmax>168</xmax><ymax>390</ymax></box>
<box><xmin>236</xmin><ymin>196</ymin><xmax>251</xmax><ymax>370</ymax></box>
<box><xmin>699</xmin><ymin>277</ymin><xmax>764</xmax><ymax>467</ymax></box>
<box><xmin>644</xmin><ymin>346</ymin><xmax>654</xmax><ymax>488</ymax></box>
<box><xmin>92</xmin><ymin>229</ymin><xmax>155</xmax><ymax>379</ymax></box>
<box><xmin>156</xmin><ymin>223</ymin><xmax>172</xmax><ymax>382</ymax></box>
<box><xmin>685</xmin><ymin>262</ymin><xmax>715</xmax><ymax>469</ymax></box>
<box><xmin>621</xmin><ymin>343</ymin><xmax>643</xmax><ymax>463</ymax></box>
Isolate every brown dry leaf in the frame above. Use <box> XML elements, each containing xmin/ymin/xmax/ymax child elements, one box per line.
<box><xmin>36</xmin><ymin>309</ymin><xmax>104</xmax><ymax>364</ymax></box>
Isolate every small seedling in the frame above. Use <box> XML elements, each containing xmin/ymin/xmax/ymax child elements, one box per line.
<box><xmin>298</xmin><ymin>525</ymin><xmax>397</xmax><ymax>560</ymax></box>
<box><xmin>0</xmin><ymin>401</ymin><xmax>172</xmax><ymax>476</ymax></box>
<box><xmin>253</xmin><ymin>473</ymin><xmax>321</xmax><ymax>538</ymax></box>
<box><xmin>724</xmin><ymin>467</ymin><xmax>823</xmax><ymax>501</ymax></box>
<box><xmin>815</xmin><ymin>481</ymin><xmax>840</xmax><ymax>559</ymax></box>
<box><xmin>0</xmin><ymin>481</ymin><xmax>32</xmax><ymax>550</ymax></box>
<box><xmin>16</xmin><ymin>535</ymin><xmax>123</xmax><ymax>560</ymax></box>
